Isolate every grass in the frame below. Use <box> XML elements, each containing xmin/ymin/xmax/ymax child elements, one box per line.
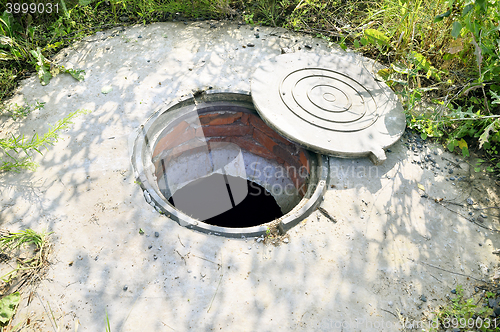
<box><xmin>429</xmin><ymin>284</ymin><xmax>500</xmax><ymax>332</ymax></box>
<box><xmin>0</xmin><ymin>229</ymin><xmax>52</xmax><ymax>329</ymax></box>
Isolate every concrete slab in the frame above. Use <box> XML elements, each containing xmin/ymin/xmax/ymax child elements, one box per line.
<box><xmin>1</xmin><ymin>21</ymin><xmax>500</xmax><ymax>331</ymax></box>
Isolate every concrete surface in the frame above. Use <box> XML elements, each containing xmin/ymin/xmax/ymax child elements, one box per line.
<box><xmin>1</xmin><ymin>21</ymin><xmax>500</xmax><ymax>331</ymax></box>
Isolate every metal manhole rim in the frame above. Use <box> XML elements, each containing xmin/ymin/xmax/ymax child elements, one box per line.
<box><xmin>131</xmin><ymin>90</ymin><xmax>329</xmax><ymax>238</ymax></box>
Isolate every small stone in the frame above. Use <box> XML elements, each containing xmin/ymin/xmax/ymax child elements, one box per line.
<box><xmin>360</xmin><ymin>215</ymin><xmax>364</xmax><ymax>219</ymax></box>
<box><xmin>155</xmin><ymin>231</ymin><xmax>159</xmax><ymax>238</ymax></box>
<box><xmin>68</xmin><ymin>94</ymin><xmax>71</xmax><ymax>97</ymax></box>
<box><xmin>478</xmin><ymin>216</ymin><xmax>485</xmax><ymax>223</ymax></box>
<box><xmin>448</xmin><ymin>169</ymin><xmax>454</xmax><ymax>174</ymax></box>
<box><xmin>417</xmin><ymin>144</ymin><xmax>422</xmax><ymax>149</ymax></box>
<box><xmin>138</xmin><ymin>35</ymin><xmax>142</xmax><ymax>38</ymax></box>
<box><xmin>479</xmin><ymin>243</ymin><xmax>483</xmax><ymax>246</ymax></box>
<box><xmin>420</xmin><ymin>295</ymin><xmax>427</xmax><ymax>302</ymax></box>
<box><xmin>304</xmin><ymin>44</ymin><xmax>312</xmax><ymax>49</ymax></box>
<box><xmin>255</xmin><ymin>34</ymin><xmax>259</xmax><ymax>38</ymax></box>
<box><xmin>481</xmin><ymin>213</ymin><xmax>487</xmax><ymax>219</ymax></box>
<box><xmin>456</xmin><ymin>158</ymin><xmax>459</xmax><ymax>162</ymax></box>
<box><xmin>123</xmin><ymin>285</ymin><xmax>128</xmax><ymax>291</ymax></box>
<box><xmin>247</xmin><ymin>43</ymin><xmax>255</xmax><ymax>47</ymax></box>
<box><xmin>147</xmin><ymin>60</ymin><xmax>150</xmax><ymax>63</ymax></box>
<box><xmin>467</xmin><ymin>198</ymin><xmax>474</xmax><ymax>205</ymax></box>
<box><xmin>119</xmin><ymin>16</ymin><xmax>129</xmax><ymax>22</ymax></box>
<box><xmin>450</xmin><ymin>177</ymin><xmax>455</xmax><ymax>181</ymax></box>
<box><xmin>387</xmin><ymin>149</ymin><xmax>392</xmax><ymax>153</ymax></box>
<box><xmin>451</xmin><ymin>289</ymin><xmax>456</xmax><ymax>294</ymax></box>
<box><xmin>469</xmin><ymin>211</ymin><xmax>473</xmax><ymax>216</ymax></box>
<box><xmin>283</xmin><ymin>238</ymin><xmax>289</xmax><ymax>243</ymax></box>
<box><xmin>148</xmin><ymin>245</ymin><xmax>152</xmax><ymax>249</ymax></box>
<box><xmin>153</xmin><ymin>255</ymin><xmax>158</xmax><ymax>260</ymax></box>
<box><xmin>489</xmin><ymin>298</ymin><xmax>497</xmax><ymax>308</ymax></box>
<box><xmin>434</xmin><ymin>151</ymin><xmax>438</xmax><ymax>155</ymax></box>
<box><xmin>494</xmin><ymin>306</ymin><xmax>500</xmax><ymax>317</ymax></box>
<box><xmin>184</xmin><ymin>21</ymin><xmax>188</xmax><ymax>25</ymax></box>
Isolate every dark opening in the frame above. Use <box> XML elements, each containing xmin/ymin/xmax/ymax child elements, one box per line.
<box><xmin>168</xmin><ymin>173</ymin><xmax>283</xmax><ymax>228</ymax></box>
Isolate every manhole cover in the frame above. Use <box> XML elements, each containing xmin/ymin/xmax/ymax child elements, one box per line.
<box><xmin>251</xmin><ymin>53</ymin><xmax>405</xmax><ymax>164</ymax></box>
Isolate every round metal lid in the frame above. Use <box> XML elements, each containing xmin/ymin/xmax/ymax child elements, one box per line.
<box><xmin>251</xmin><ymin>53</ymin><xmax>406</xmax><ymax>164</ymax></box>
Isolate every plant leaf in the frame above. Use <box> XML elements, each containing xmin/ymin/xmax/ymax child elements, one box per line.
<box><xmin>447</xmin><ymin>139</ymin><xmax>457</xmax><ymax>152</ymax></box>
<box><xmin>410</xmin><ymin>51</ymin><xmax>431</xmax><ymax>71</ymax></box>
<box><xmin>377</xmin><ymin>68</ymin><xmax>391</xmax><ymax>81</ymax></box>
<box><xmin>65</xmin><ymin>68</ymin><xmax>86</xmax><ymax>81</ymax></box>
<box><xmin>434</xmin><ymin>10</ymin><xmax>451</xmax><ymax>22</ymax></box>
<box><xmin>451</xmin><ymin>22</ymin><xmax>463</xmax><ymax>38</ymax></box>
<box><xmin>0</xmin><ymin>292</ymin><xmax>20</xmax><ymax>325</ymax></box>
<box><xmin>479</xmin><ymin>119</ymin><xmax>500</xmax><ymax>148</ymax></box>
<box><xmin>475</xmin><ymin>0</ymin><xmax>487</xmax><ymax>11</ymax></box>
<box><xmin>417</xmin><ymin>183</ymin><xmax>425</xmax><ymax>191</ymax></box>
<box><xmin>364</xmin><ymin>28</ymin><xmax>390</xmax><ymax>46</ymax></box>
<box><xmin>458</xmin><ymin>139</ymin><xmax>468</xmax><ymax>150</ymax></box>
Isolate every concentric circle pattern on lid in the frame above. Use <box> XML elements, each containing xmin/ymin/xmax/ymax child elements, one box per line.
<box><xmin>251</xmin><ymin>53</ymin><xmax>406</xmax><ymax>164</ymax></box>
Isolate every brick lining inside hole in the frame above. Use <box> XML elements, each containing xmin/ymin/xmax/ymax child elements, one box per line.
<box><xmin>152</xmin><ymin>111</ymin><xmax>310</xmax><ymax>191</ymax></box>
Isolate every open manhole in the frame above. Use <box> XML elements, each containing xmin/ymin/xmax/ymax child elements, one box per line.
<box><xmin>132</xmin><ymin>91</ymin><xmax>328</xmax><ymax>237</ymax></box>
<box><xmin>131</xmin><ymin>53</ymin><xmax>405</xmax><ymax>237</ymax></box>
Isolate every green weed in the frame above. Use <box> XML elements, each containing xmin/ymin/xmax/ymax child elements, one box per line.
<box><xmin>1</xmin><ymin>100</ymin><xmax>45</xmax><ymax>120</ymax></box>
<box><xmin>105</xmin><ymin>309</ymin><xmax>111</xmax><ymax>332</ymax></box>
<box><xmin>0</xmin><ymin>292</ymin><xmax>20</xmax><ymax>328</ymax></box>
<box><xmin>0</xmin><ymin>109</ymin><xmax>89</xmax><ymax>172</ymax></box>
<box><xmin>430</xmin><ymin>285</ymin><xmax>497</xmax><ymax>332</ymax></box>
<box><xmin>0</xmin><ymin>228</ymin><xmax>52</xmax><ymax>298</ymax></box>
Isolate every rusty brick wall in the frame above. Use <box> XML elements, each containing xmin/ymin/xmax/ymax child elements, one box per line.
<box><xmin>152</xmin><ymin>111</ymin><xmax>310</xmax><ymax>195</ymax></box>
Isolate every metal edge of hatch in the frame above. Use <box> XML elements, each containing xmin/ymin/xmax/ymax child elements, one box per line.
<box><xmin>131</xmin><ymin>90</ymin><xmax>329</xmax><ymax>238</ymax></box>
